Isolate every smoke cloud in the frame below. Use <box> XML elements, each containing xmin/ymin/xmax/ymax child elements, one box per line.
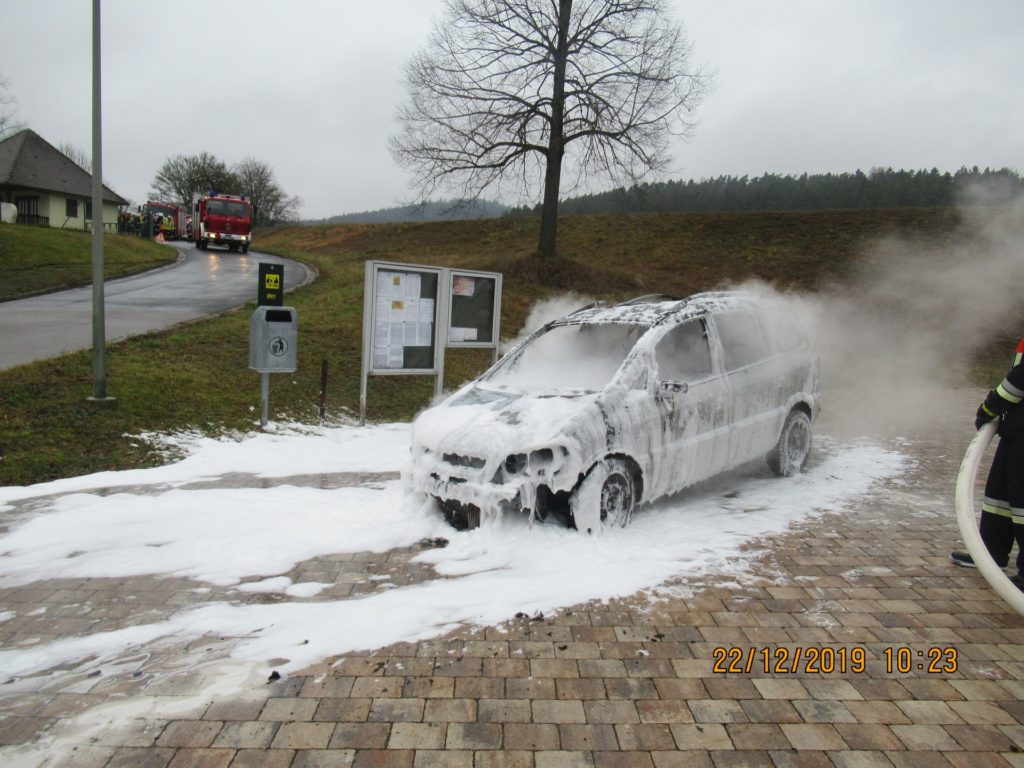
<box><xmin>506</xmin><ymin>187</ymin><xmax>1024</xmax><ymax>438</ymax></box>
<box><xmin>784</xmin><ymin>188</ymin><xmax>1024</xmax><ymax>436</ymax></box>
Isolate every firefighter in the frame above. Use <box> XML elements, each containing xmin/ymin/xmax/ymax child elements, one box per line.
<box><xmin>951</xmin><ymin>338</ymin><xmax>1024</xmax><ymax>588</ymax></box>
<box><xmin>162</xmin><ymin>213</ymin><xmax>175</xmax><ymax>239</ymax></box>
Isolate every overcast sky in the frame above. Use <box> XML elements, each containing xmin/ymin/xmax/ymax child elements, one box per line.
<box><xmin>2</xmin><ymin>1</ymin><xmax>1021</xmax><ymax>219</ymax></box>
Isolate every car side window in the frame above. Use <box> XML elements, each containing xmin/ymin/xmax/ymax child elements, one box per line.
<box><xmin>714</xmin><ymin>311</ymin><xmax>766</xmax><ymax>371</ymax></box>
<box><xmin>758</xmin><ymin>309</ymin><xmax>803</xmax><ymax>355</ymax></box>
<box><xmin>655</xmin><ymin>319</ymin><xmax>713</xmax><ymax>382</ymax></box>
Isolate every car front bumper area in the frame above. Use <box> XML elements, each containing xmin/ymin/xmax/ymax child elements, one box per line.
<box><xmin>410</xmin><ymin>452</ymin><xmax>529</xmax><ymax>524</ymax></box>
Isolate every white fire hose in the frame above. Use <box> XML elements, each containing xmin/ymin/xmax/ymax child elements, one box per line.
<box><xmin>954</xmin><ymin>420</ymin><xmax>1024</xmax><ymax>615</ymax></box>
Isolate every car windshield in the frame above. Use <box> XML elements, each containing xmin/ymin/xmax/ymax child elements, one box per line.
<box><xmin>207</xmin><ymin>200</ymin><xmax>248</xmax><ymax>217</ymax></box>
<box><xmin>483</xmin><ymin>322</ymin><xmax>645</xmax><ymax>393</ymax></box>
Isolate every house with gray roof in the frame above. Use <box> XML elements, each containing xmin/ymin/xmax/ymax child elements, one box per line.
<box><xmin>0</xmin><ymin>128</ymin><xmax>128</xmax><ymax>231</ymax></box>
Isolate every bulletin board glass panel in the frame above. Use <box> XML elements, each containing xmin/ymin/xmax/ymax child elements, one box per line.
<box><xmin>370</xmin><ymin>266</ymin><xmax>439</xmax><ymax>372</ymax></box>
<box><xmin>447</xmin><ymin>271</ymin><xmax>500</xmax><ymax>347</ymax></box>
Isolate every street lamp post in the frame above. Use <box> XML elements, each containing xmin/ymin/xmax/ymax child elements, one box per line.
<box><xmin>90</xmin><ymin>0</ymin><xmax>113</xmax><ymax>402</ymax></box>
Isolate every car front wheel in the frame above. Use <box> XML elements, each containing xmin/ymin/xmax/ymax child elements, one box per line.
<box><xmin>570</xmin><ymin>457</ymin><xmax>635</xmax><ymax>533</ymax></box>
<box><xmin>768</xmin><ymin>409</ymin><xmax>812</xmax><ymax>476</ymax></box>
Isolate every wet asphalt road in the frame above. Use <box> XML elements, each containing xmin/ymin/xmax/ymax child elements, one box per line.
<box><xmin>0</xmin><ymin>242</ymin><xmax>313</xmax><ymax>371</ymax></box>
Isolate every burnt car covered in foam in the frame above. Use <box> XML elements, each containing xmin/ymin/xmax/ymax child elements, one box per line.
<box><xmin>409</xmin><ymin>292</ymin><xmax>820</xmax><ymax>531</ymax></box>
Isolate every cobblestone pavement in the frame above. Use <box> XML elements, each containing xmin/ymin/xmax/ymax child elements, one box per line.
<box><xmin>2</xmin><ymin>390</ymin><xmax>1023</xmax><ymax>767</ymax></box>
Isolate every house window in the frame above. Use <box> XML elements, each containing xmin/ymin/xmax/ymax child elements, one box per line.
<box><xmin>85</xmin><ymin>201</ymin><xmax>93</xmax><ymax>220</ymax></box>
<box><xmin>66</xmin><ymin>198</ymin><xmax>79</xmax><ymax>218</ymax></box>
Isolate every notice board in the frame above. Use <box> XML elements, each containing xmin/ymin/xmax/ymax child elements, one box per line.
<box><xmin>360</xmin><ymin>260</ymin><xmax>502</xmax><ymax>424</ymax></box>
<box><xmin>370</xmin><ymin>266</ymin><xmax>439</xmax><ymax>372</ymax></box>
<box><xmin>447</xmin><ymin>271</ymin><xmax>500</xmax><ymax>346</ymax></box>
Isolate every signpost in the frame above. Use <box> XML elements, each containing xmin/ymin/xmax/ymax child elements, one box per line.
<box><xmin>360</xmin><ymin>261</ymin><xmax>502</xmax><ymax>424</ymax></box>
<box><xmin>250</xmin><ymin>263</ymin><xmax>295</xmax><ymax>427</ymax></box>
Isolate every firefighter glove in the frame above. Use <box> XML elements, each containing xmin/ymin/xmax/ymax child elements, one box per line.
<box><xmin>975</xmin><ymin>402</ymin><xmax>998</xmax><ymax>430</ymax></box>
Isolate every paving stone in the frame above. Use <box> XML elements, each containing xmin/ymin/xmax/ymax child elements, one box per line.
<box><xmin>827</xmin><ymin>751</ymin><xmax>897</xmax><ymax>768</ymax></box>
<box><xmin>479</xmin><ymin>698</ymin><xmax>532</xmax><ymax>723</ymax></box>
<box><xmin>889</xmin><ymin>724</ymin><xmax>962</xmax><ymax>751</ymax></box>
<box><xmin>291</xmin><ymin>749</ymin><xmax>357</xmax><ymax>767</ymax></box>
<box><xmin>780</xmin><ymin>723</ymin><xmax>848</xmax><ymax>751</ymax></box>
<box><xmin>103</xmin><ymin>747</ymin><xmax>176</xmax><ymax>768</ymax></box>
<box><xmin>532</xmin><ymin>699</ymin><xmax>587</xmax><ymax>724</ymax></box>
<box><xmin>413</xmin><ymin>750</ymin><xmax>472</xmax><ymax>768</ymax></box>
<box><xmin>351</xmin><ymin>749</ymin><xmax>414</xmax><ymax>768</ymax></box>
<box><xmin>165</xmin><ymin>748</ymin><xmax>235</xmax><ymax>768</ymax></box>
<box><xmin>270</xmin><ymin>721</ymin><xmax>335</xmax><ymax>749</ymax></box>
<box><xmin>614</xmin><ymin>723</ymin><xmax>676</xmax><ymax>750</ymax></box>
<box><xmin>445</xmin><ymin>722</ymin><xmax>503</xmax><ymax>750</ymax></box>
<box><xmin>533</xmin><ymin>752</ymin><xmax>595</xmax><ymax>768</ymax></box>
<box><xmin>387</xmin><ymin>722</ymin><xmax>446</xmax><ymax>749</ymax></box>
<box><xmin>211</xmin><ymin>721</ymin><xmax>278</xmax><ymax>749</ymax></box>
<box><xmin>707</xmin><ymin>751</ymin><xmax>774</xmax><ymax>768</ymax></box>
<box><xmin>650</xmin><ymin>751</ymin><xmax>714</xmax><ymax>768</ymax></box>
<box><xmin>156</xmin><ymin>720</ymin><xmax>223</xmax><ymax>748</ymax></box>
<box><xmin>688</xmin><ymin>699</ymin><xmax>748</xmax><ymax>724</ymax></box>
<box><xmin>472</xmin><ymin>750</ymin><xmax>536</xmax><ymax>768</ymax></box>
<box><xmin>669</xmin><ymin>723</ymin><xmax>733</xmax><ymax>751</ymax></box>
<box><xmin>504</xmin><ymin>723</ymin><xmax>561</xmax><ymax>751</ymax></box>
<box><xmin>329</xmin><ymin>722</ymin><xmax>392</xmax><ymax>749</ymax></box>
<box><xmin>369</xmin><ymin>698</ymin><xmax>425</xmax><ymax>723</ymax></box>
<box><xmin>636</xmin><ymin>699</ymin><xmax>693</xmax><ymax>724</ymax></box>
<box><xmin>203</xmin><ymin>698</ymin><xmax>266</xmax><ymax>722</ymax></box>
<box><xmin>559</xmin><ymin>723</ymin><xmax>619</xmax><ymax>751</ymax></box>
<box><xmin>423</xmin><ymin>698</ymin><xmax>477</xmax><ymax>722</ymax></box>
<box><xmin>725</xmin><ymin>723</ymin><xmax>791</xmax><ymax>751</ymax></box>
<box><xmin>228</xmin><ymin>749</ymin><xmax>294</xmax><ymax>768</ymax></box>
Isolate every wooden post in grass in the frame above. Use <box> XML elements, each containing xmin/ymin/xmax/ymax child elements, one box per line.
<box><xmin>318</xmin><ymin>359</ymin><xmax>328</xmax><ymax>426</ymax></box>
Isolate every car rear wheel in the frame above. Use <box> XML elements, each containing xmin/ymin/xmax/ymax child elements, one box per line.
<box><xmin>768</xmin><ymin>409</ymin><xmax>812</xmax><ymax>476</ymax></box>
<box><xmin>570</xmin><ymin>457</ymin><xmax>635</xmax><ymax>533</ymax></box>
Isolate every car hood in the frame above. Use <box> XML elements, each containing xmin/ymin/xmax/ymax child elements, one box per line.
<box><xmin>412</xmin><ymin>385</ymin><xmax>603</xmax><ymax>460</ymax></box>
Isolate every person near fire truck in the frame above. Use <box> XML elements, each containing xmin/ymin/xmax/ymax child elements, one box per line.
<box><xmin>951</xmin><ymin>338</ymin><xmax>1024</xmax><ymax>589</ymax></box>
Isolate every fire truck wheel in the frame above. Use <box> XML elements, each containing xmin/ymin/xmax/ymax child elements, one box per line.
<box><xmin>241</xmin><ymin>244</ymin><xmax>249</xmax><ymax>254</ymax></box>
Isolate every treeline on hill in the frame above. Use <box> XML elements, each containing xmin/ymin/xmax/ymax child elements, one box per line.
<box><xmin>307</xmin><ymin>198</ymin><xmax>508</xmax><ymax>225</ymax></box>
<box><xmin>506</xmin><ymin>167</ymin><xmax>1024</xmax><ymax>217</ymax></box>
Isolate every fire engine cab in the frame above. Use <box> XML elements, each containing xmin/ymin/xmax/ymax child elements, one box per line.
<box><xmin>192</xmin><ymin>191</ymin><xmax>253</xmax><ymax>253</ymax></box>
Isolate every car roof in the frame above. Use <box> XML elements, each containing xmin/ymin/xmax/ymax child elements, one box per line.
<box><xmin>553</xmin><ymin>291</ymin><xmax>767</xmax><ymax>329</ymax></box>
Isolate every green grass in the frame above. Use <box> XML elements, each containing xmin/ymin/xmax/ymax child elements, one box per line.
<box><xmin>0</xmin><ymin>224</ymin><xmax>176</xmax><ymax>299</ymax></box>
<box><xmin>0</xmin><ymin>208</ymin><xmax>1005</xmax><ymax>487</ymax></box>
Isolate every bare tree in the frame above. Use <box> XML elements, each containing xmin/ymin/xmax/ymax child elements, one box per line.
<box><xmin>58</xmin><ymin>142</ymin><xmax>91</xmax><ymax>171</ymax></box>
<box><xmin>391</xmin><ymin>0</ymin><xmax>710</xmax><ymax>257</ymax></box>
<box><xmin>151</xmin><ymin>152</ymin><xmax>239</xmax><ymax>208</ymax></box>
<box><xmin>0</xmin><ymin>75</ymin><xmax>25</xmax><ymax>139</ymax></box>
<box><xmin>234</xmin><ymin>157</ymin><xmax>303</xmax><ymax>226</ymax></box>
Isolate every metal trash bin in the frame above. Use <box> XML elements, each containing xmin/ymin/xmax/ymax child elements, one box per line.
<box><xmin>249</xmin><ymin>306</ymin><xmax>297</xmax><ymax>373</ymax></box>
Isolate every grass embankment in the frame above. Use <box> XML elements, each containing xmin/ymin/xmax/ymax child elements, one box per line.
<box><xmin>0</xmin><ymin>208</ymin><xmax>997</xmax><ymax>487</ymax></box>
<box><xmin>0</xmin><ymin>224</ymin><xmax>177</xmax><ymax>300</ymax></box>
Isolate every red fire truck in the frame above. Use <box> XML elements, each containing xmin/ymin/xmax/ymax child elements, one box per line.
<box><xmin>192</xmin><ymin>191</ymin><xmax>253</xmax><ymax>253</ymax></box>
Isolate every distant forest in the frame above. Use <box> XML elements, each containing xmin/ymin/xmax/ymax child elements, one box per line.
<box><xmin>305</xmin><ymin>198</ymin><xmax>507</xmax><ymax>225</ymax></box>
<box><xmin>506</xmin><ymin>167</ymin><xmax>1024</xmax><ymax>217</ymax></box>
<box><xmin>307</xmin><ymin>167</ymin><xmax>1023</xmax><ymax>224</ymax></box>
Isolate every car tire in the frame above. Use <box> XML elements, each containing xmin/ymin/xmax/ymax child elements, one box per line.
<box><xmin>570</xmin><ymin>457</ymin><xmax>635</xmax><ymax>533</ymax></box>
<box><xmin>768</xmin><ymin>409</ymin><xmax>812</xmax><ymax>477</ymax></box>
